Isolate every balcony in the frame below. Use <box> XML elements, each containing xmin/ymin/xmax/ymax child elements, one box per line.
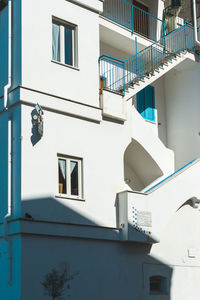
<box><xmin>101</xmin><ymin>0</ymin><xmax>165</xmax><ymax>42</ymax></box>
<box><xmin>99</xmin><ymin>23</ymin><xmax>194</xmax><ymax>95</ymax></box>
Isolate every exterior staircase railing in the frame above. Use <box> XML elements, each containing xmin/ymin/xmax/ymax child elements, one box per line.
<box><xmin>99</xmin><ymin>23</ymin><xmax>194</xmax><ymax>95</ymax></box>
<box><xmin>101</xmin><ymin>0</ymin><xmax>165</xmax><ymax>41</ymax></box>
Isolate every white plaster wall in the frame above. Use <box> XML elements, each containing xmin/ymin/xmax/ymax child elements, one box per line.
<box><xmin>152</xmin><ymin>78</ymin><xmax>168</xmax><ymax>147</ymax></box>
<box><xmin>0</xmin><ymin>236</ymin><xmax>21</xmax><ymax>300</ymax></box>
<box><xmin>124</xmin><ymin>162</ymin><xmax>144</xmax><ymax>191</ymax></box>
<box><xmin>21</xmin><ymin>104</ymin><xmax>131</xmax><ymax>227</ymax></box>
<box><xmin>21</xmin><ymin>234</ymin><xmax>171</xmax><ymax>300</ymax></box>
<box><xmin>165</xmin><ymin>61</ymin><xmax>200</xmax><ymax>169</ymax></box>
<box><xmin>100</xmin><ymin>42</ymin><xmax>132</xmax><ymax>60</ymax></box>
<box><xmin>20</xmin><ymin>81</ymin><xmax>175</xmax><ymax>226</ymax></box>
<box><xmin>20</xmin><ymin>200</ymin><xmax>200</xmax><ymax>300</ymax></box>
<box><xmin>99</xmin><ymin>19</ymin><xmax>153</xmax><ymax>56</ymax></box>
<box><xmin>123</xmin><ymin>159</ymin><xmax>200</xmax><ymax>241</ymax></box>
<box><xmin>151</xmin><ymin>201</ymin><xmax>200</xmax><ymax>300</ymax></box>
<box><xmin>21</xmin><ymin>0</ymin><xmax>100</xmax><ymax>107</ymax></box>
<box><xmin>131</xmin><ymin>104</ymin><xmax>174</xmax><ymax>185</ymax></box>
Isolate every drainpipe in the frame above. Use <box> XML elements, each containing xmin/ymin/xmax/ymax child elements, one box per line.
<box><xmin>3</xmin><ymin>0</ymin><xmax>13</xmax><ymax>285</ymax></box>
<box><xmin>3</xmin><ymin>119</ymin><xmax>13</xmax><ymax>286</ymax></box>
<box><xmin>3</xmin><ymin>0</ymin><xmax>12</xmax><ymax>110</ymax></box>
<box><xmin>3</xmin><ymin>0</ymin><xmax>13</xmax><ymax>225</ymax></box>
<box><xmin>4</xmin><ymin>120</ymin><xmax>12</xmax><ymax>223</ymax></box>
<box><xmin>192</xmin><ymin>0</ymin><xmax>200</xmax><ymax>47</ymax></box>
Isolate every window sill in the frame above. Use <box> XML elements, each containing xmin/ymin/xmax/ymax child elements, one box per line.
<box><xmin>55</xmin><ymin>194</ymin><xmax>85</xmax><ymax>202</ymax></box>
<box><xmin>150</xmin><ymin>292</ymin><xmax>168</xmax><ymax>296</ymax></box>
<box><xmin>51</xmin><ymin>60</ymin><xmax>80</xmax><ymax>71</ymax></box>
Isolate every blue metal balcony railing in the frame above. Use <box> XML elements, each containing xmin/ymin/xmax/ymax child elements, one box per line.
<box><xmin>99</xmin><ymin>23</ymin><xmax>194</xmax><ymax>94</ymax></box>
<box><xmin>101</xmin><ymin>0</ymin><xmax>165</xmax><ymax>41</ymax></box>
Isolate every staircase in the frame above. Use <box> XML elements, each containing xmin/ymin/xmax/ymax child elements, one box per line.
<box><xmin>99</xmin><ymin>23</ymin><xmax>195</xmax><ymax>98</ymax></box>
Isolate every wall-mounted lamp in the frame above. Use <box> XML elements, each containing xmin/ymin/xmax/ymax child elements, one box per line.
<box><xmin>32</xmin><ymin>103</ymin><xmax>44</xmax><ymax>136</ymax></box>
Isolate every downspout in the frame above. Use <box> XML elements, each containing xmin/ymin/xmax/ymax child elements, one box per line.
<box><xmin>3</xmin><ymin>119</ymin><xmax>13</xmax><ymax>286</ymax></box>
<box><xmin>3</xmin><ymin>0</ymin><xmax>12</xmax><ymax>109</ymax></box>
<box><xmin>3</xmin><ymin>0</ymin><xmax>13</xmax><ymax>286</ymax></box>
<box><xmin>192</xmin><ymin>0</ymin><xmax>200</xmax><ymax>47</ymax></box>
<box><xmin>4</xmin><ymin>120</ymin><xmax>12</xmax><ymax>224</ymax></box>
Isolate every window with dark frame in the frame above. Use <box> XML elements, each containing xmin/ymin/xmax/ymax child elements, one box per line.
<box><xmin>52</xmin><ymin>18</ymin><xmax>78</xmax><ymax>67</ymax></box>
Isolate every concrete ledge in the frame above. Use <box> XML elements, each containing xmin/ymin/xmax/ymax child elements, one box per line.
<box><xmin>5</xmin><ymin>219</ymin><xmax>120</xmax><ymax>241</ymax></box>
<box><xmin>8</xmin><ymin>86</ymin><xmax>102</xmax><ymax>123</ymax></box>
<box><xmin>71</xmin><ymin>0</ymin><xmax>103</xmax><ymax>13</ymax></box>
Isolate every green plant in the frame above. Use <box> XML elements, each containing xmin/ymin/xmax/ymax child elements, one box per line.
<box><xmin>42</xmin><ymin>264</ymin><xmax>79</xmax><ymax>300</ymax></box>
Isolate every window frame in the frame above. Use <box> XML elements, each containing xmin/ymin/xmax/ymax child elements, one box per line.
<box><xmin>52</xmin><ymin>17</ymin><xmax>78</xmax><ymax>68</ymax></box>
<box><xmin>58</xmin><ymin>155</ymin><xmax>83</xmax><ymax>200</ymax></box>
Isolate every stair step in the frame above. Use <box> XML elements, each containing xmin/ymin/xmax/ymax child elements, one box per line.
<box><xmin>155</xmin><ymin>69</ymin><xmax>160</xmax><ymax>73</ymax></box>
<box><xmin>164</xmin><ymin>62</ymin><xmax>168</xmax><ymax>66</ymax></box>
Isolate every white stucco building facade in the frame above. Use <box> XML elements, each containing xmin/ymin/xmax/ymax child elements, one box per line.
<box><xmin>1</xmin><ymin>0</ymin><xmax>200</xmax><ymax>299</ymax></box>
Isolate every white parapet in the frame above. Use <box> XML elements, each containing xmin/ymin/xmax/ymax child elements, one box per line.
<box><xmin>100</xmin><ymin>90</ymin><xmax>127</xmax><ymax>121</ymax></box>
<box><xmin>118</xmin><ymin>158</ymin><xmax>200</xmax><ymax>244</ymax></box>
<box><xmin>118</xmin><ymin>191</ymin><xmax>159</xmax><ymax>243</ymax></box>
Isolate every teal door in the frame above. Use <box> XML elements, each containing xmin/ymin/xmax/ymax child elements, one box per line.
<box><xmin>137</xmin><ymin>85</ymin><xmax>155</xmax><ymax>122</ymax></box>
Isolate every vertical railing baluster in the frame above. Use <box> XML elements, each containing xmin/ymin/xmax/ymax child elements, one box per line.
<box><xmin>135</xmin><ymin>37</ymin><xmax>138</xmax><ymax>80</ymax></box>
<box><xmin>132</xmin><ymin>5</ymin><xmax>134</xmax><ymax>34</ymax></box>
<box><xmin>151</xmin><ymin>46</ymin><xmax>153</xmax><ymax>74</ymax></box>
<box><xmin>184</xmin><ymin>23</ymin><xmax>187</xmax><ymax>50</ymax></box>
<box><xmin>102</xmin><ymin>0</ymin><xmax>164</xmax><ymax>42</ymax></box>
<box><xmin>123</xmin><ymin>61</ymin><xmax>125</xmax><ymax>95</ymax></box>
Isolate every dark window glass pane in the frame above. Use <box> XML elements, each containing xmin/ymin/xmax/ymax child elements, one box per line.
<box><xmin>65</xmin><ymin>27</ymin><xmax>73</xmax><ymax>66</ymax></box>
<box><xmin>150</xmin><ymin>276</ymin><xmax>167</xmax><ymax>294</ymax></box>
<box><xmin>70</xmin><ymin>161</ymin><xmax>79</xmax><ymax>196</ymax></box>
<box><xmin>58</xmin><ymin>159</ymin><xmax>66</xmax><ymax>194</ymax></box>
<box><xmin>150</xmin><ymin>279</ymin><xmax>161</xmax><ymax>292</ymax></box>
<box><xmin>172</xmin><ymin>0</ymin><xmax>181</xmax><ymax>7</ymax></box>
